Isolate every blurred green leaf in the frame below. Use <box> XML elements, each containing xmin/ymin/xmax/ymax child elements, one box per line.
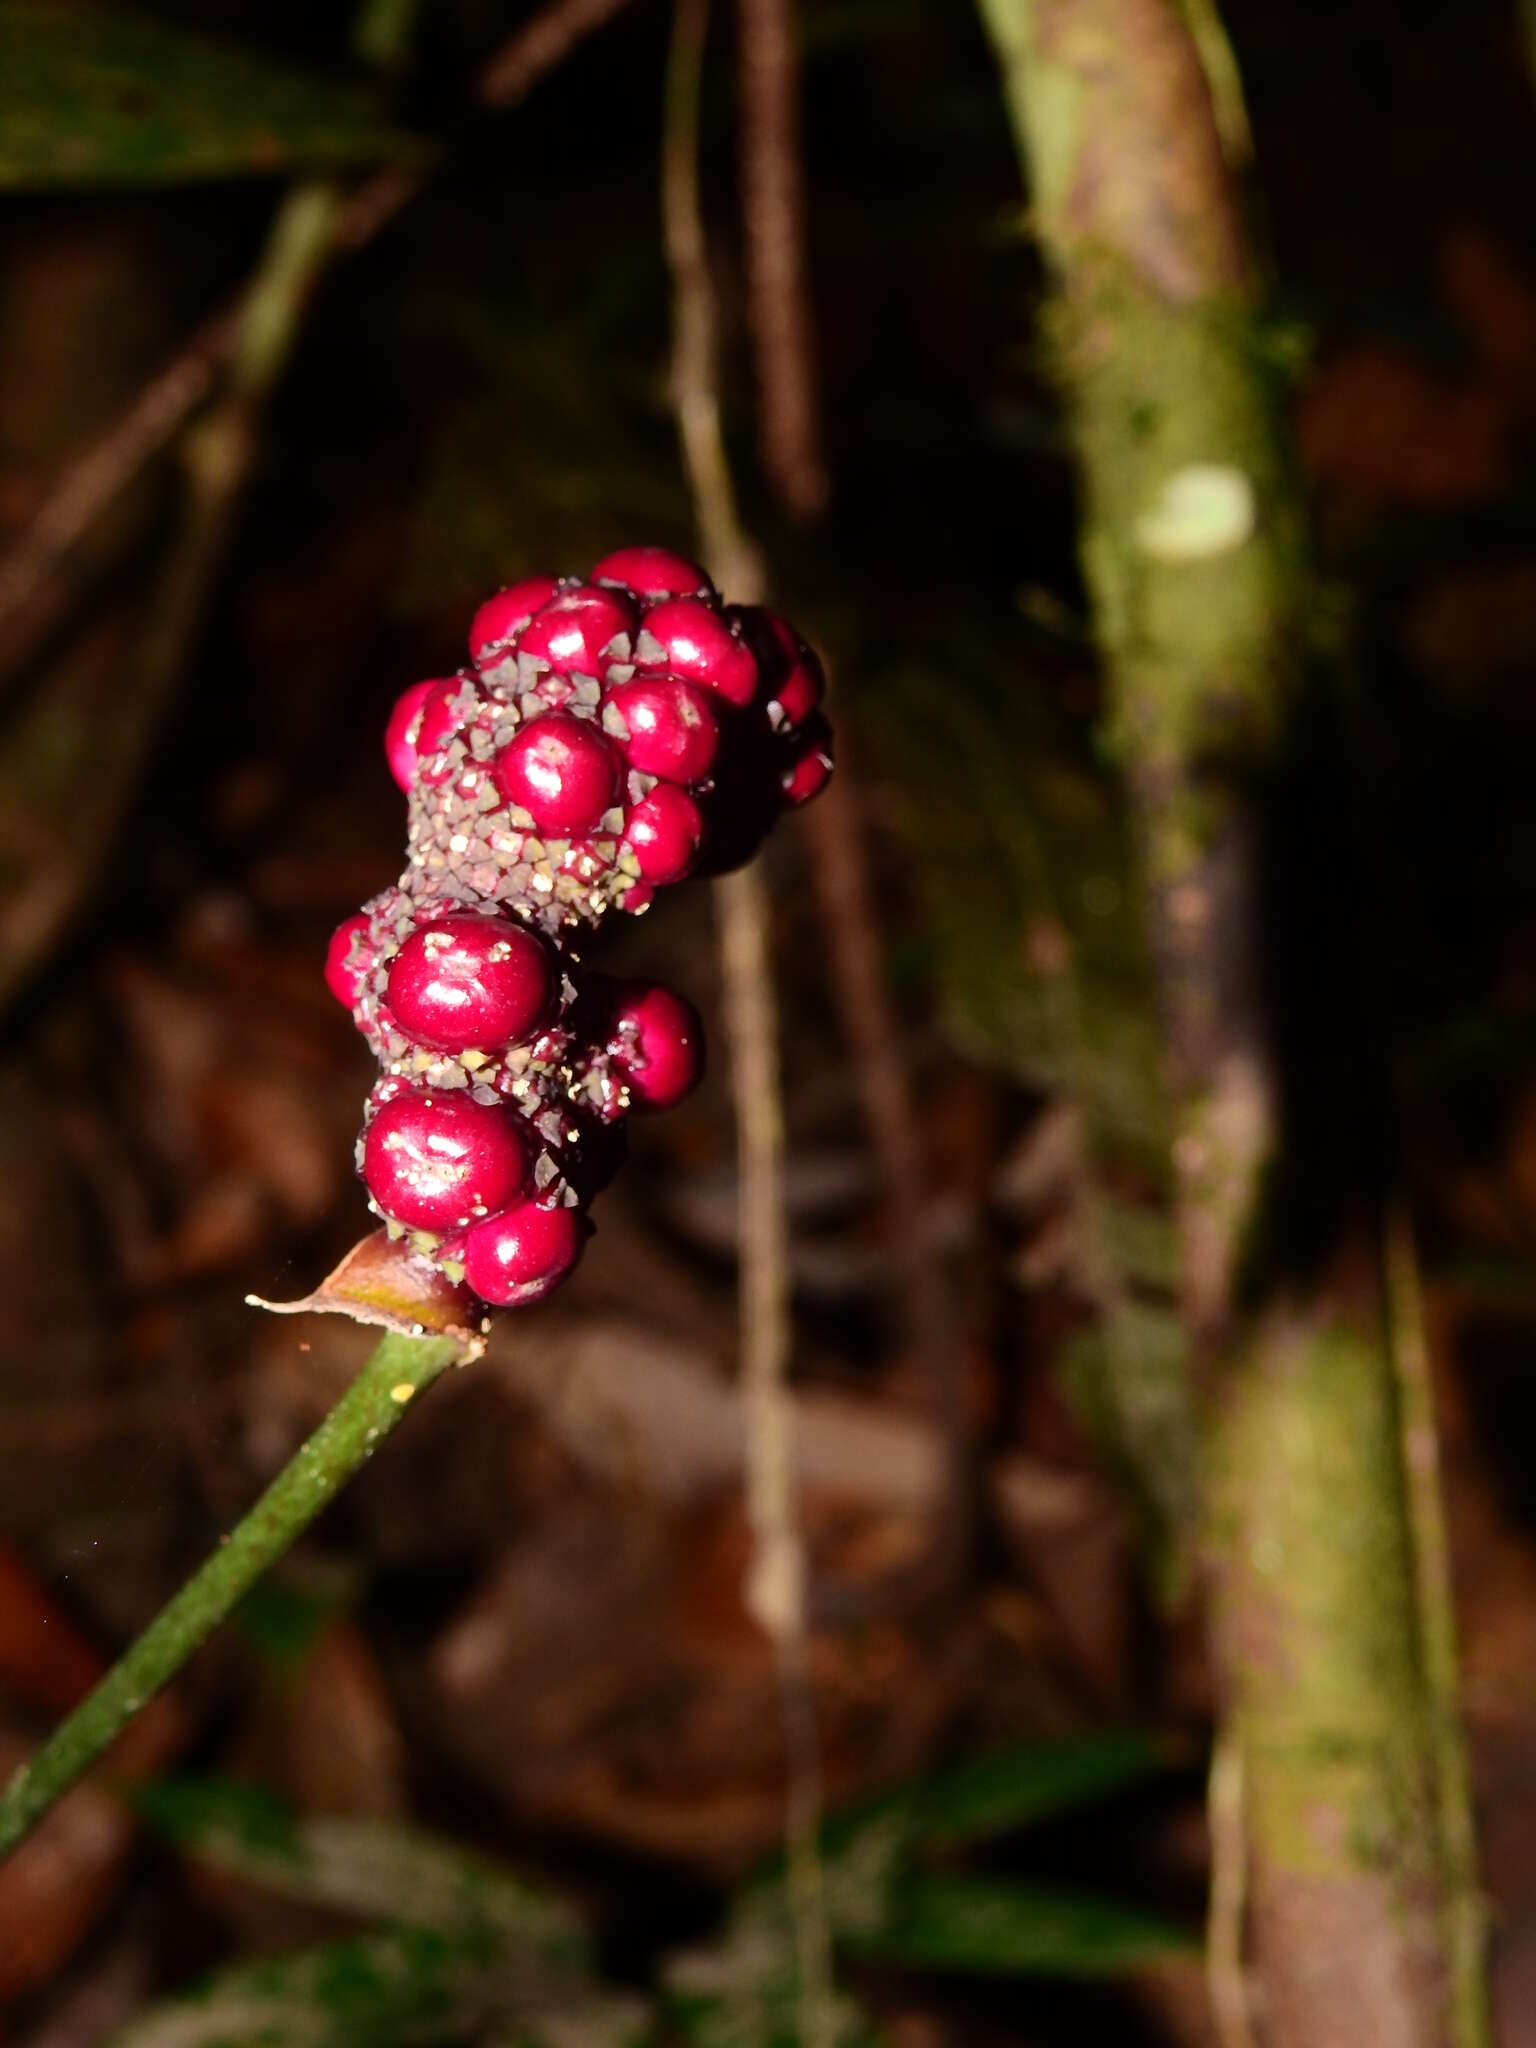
<box><xmin>668</xmin><ymin>1735</ymin><xmax>1183</xmax><ymax>2042</ymax></box>
<box><xmin>0</xmin><ymin>4</ymin><xmax>418</xmax><ymax>188</ymax></box>
<box><xmin>107</xmin><ymin>1925</ymin><xmax>647</xmax><ymax>2048</ymax></box>
<box><xmin>124</xmin><ymin>1782</ymin><xmax>649</xmax><ymax>2047</ymax></box>
<box><xmin>844</xmin><ymin>1873</ymin><xmax>1196</xmax><ymax>1977</ymax></box>
<box><xmin>825</xmin><ymin>1731</ymin><xmax>1175</xmax><ymax>1860</ymax></box>
<box><xmin>109</xmin><ymin>1927</ymin><xmax>505</xmax><ymax>2048</ymax></box>
<box><xmin>667</xmin><ymin>1890</ymin><xmax>885</xmax><ymax>2048</ymax></box>
<box><xmin>133</xmin><ymin>1778</ymin><xmax>591</xmax><ymax>1967</ymax></box>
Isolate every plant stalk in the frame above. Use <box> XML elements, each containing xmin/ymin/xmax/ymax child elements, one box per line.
<box><xmin>0</xmin><ymin>1331</ymin><xmax>461</xmax><ymax>1861</ymax></box>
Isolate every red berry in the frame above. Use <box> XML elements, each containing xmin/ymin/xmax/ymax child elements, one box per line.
<box><xmin>384</xmin><ymin>679</ymin><xmax>432</xmax><ymax>791</ymax></box>
<box><xmin>386</xmin><ymin>912</ymin><xmax>553</xmax><ymax>1052</ymax></box>
<box><xmin>384</xmin><ymin>675</ymin><xmax>472</xmax><ymax>791</ymax></box>
<box><xmin>325</xmin><ymin>913</ymin><xmax>373</xmax><ymax>1008</ymax></box>
<box><xmin>633</xmin><ymin>597</ymin><xmax>757</xmax><ymax>708</ymax></box>
<box><xmin>608</xmin><ymin>983</ymin><xmax>704</xmax><ymax>1108</ymax></box>
<box><xmin>461</xmin><ymin>1197</ymin><xmax>585</xmax><ymax>1305</ymax></box>
<box><xmin>516</xmin><ymin>585</ymin><xmax>634</xmax><ymax>677</ymax></box>
<box><xmin>590</xmin><ymin>546</ymin><xmax>713</xmax><ymax>600</ymax></box>
<box><xmin>625</xmin><ymin>783</ymin><xmax>704</xmax><ymax>883</ymax></box>
<box><xmin>781</xmin><ymin>723</ymin><xmax>833</xmax><ymax>806</ymax></box>
<box><xmin>772</xmin><ymin>661</ymin><xmax>823</xmax><ymax>729</ymax></box>
<box><xmin>492</xmin><ymin>714</ymin><xmax>621</xmax><ymax>833</ymax></box>
<box><xmin>605</xmin><ymin>677</ymin><xmax>720</xmax><ymax>783</ymax></box>
<box><xmin>414</xmin><ymin>673</ymin><xmax>481</xmax><ymax>788</ymax></box>
<box><xmin>470</xmin><ymin>577</ymin><xmax>560</xmax><ymax>660</ymax></box>
<box><xmin>754</xmin><ymin>610</ymin><xmax>825</xmax><ymax>728</ymax></box>
<box><xmin>362</xmin><ymin>1088</ymin><xmax>526</xmax><ymax>1230</ymax></box>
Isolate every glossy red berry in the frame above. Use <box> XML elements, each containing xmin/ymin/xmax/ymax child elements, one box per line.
<box><xmin>470</xmin><ymin>576</ymin><xmax>560</xmax><ymax>661</ymax></box>
<box><xmin>362</xmin><ymin>1088</ymin><xmax>527</xmax><ymax>1230</ymax></box>
<box><xmin>460</xmin><ymin>1197</ymin><xmax>585</xmax><ymax>1306</ymax></box>
<box><xmin>772</xmin><ymin>662</ymin><xmax>823</xmax><ymax>729</ymax></box>
<box><xmin>325</xmin><ymin>913</ymin><xmax>373</xmax><ymax>1008</ymax></box>
<box><xmin>624</xmin><ymin>783</ymin><xmax>704</xmax><ymax>883</ymax></box>
<box><xmin>492</xmin><ymin>714</ymin><xmax>621</xmax><ymax>833</ymax></box>
<box><xmin>347</xmin><ymin>550</ymin><xmax>831</xmax><ymax>1306</ymax></box>
<box><xmin>781</xmin><ymin>722</ymin><xmax>833</xmax><ymax>806</ymax></box>
<box><xmin>633</xmin><ymin>597</ymin><xmax>757</xmax><ymax>708</ymax></box>
<box><xmin>414</xmin><ymin>674</ymin><xmax>481</xmax><ymax>787</ymax></box>
<box><xmin>606</xmin><ymin>677</ymin><xmax>720</xmax><ymax>784</ymax></box>
<box><xmin>754</xmin><ymin>611</ymin><xmax>825</xmax><ymax>729</ymax></box>
<box><xmin>384</xmin><ymin>679</ymin><xmax>433</xmax><ymax>791</ymax></box>
<box><xmin>608</xmin><ymin>983</ymin><xmax>704</xmax><ymax>1109</ymax></box>
<box><xmin>385</xmin><ymin>912</ymin><xmax>553</xmax><ymax>1052</ymax></box>
<box><xmin>590</xmin><ymin>546</ymin><xmax>712</xmax><ymax>600</ymax></box>
<box><xmin>516</xmin><ymin>586</ymin><xmax>634</xmax><ymax>677</ymax></box>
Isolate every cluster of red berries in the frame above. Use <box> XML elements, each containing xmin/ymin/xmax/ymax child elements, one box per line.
<box><xmin>325</xmin><ymin>546</ymin><xmax>831</xmax><ymax>1310</ymax></box>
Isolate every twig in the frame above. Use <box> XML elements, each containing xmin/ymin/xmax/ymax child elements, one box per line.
<box><xmin>662</xmin><ymin>0</ymin><xmax>833</xmax><ymax>2039</ymax></box>
<box><xmin>735</xmin><ymin>0</ymin><xmax>956</xmax><ymax>1540</ymax></box>
<box><xmin>735</xmin><ymin>0</ymin><xmax>827</xmax><ymax>515</ymax></box>
<box><xmin>0</xmin><ymin>1331</ymin><xmax>461</xmax><ymax>1860</ymax></box>
<box><xmin>732</xmin><ymin>0</ymin><xmax>965</xmax><ymax>1602</ymax></box>
<box><xmin>714</xmin><ymin>863</ymin><xmax>834</xmax><ymax>2042</ymax></box>
<box><xmin>0</xmin><ymin>181</ymin><xmax>345</xmax><ymax>1012</ymax></box>
<box><xmin>478</xmin><ymin>0</ymin><xmax>634</xmax><ymax>106</ymax></box>
<box><xmin>1385</xmin><ymin>1207</ymin><xmax>1492</xmax><ymax>2048</ymax></box>
<box><xmin>661</xmin><ymin>0</ymin><xmax>761</xmax><ymax>598</ymax></box>
<box><xmin>0</xmin><ymin>0</ymin><xmax>637</xmax><ymax>659</ymax></box>
<box><xmin>0</xmin><ymin>308</ymin><xmax>234</xmax><ymax>659</ymax></box>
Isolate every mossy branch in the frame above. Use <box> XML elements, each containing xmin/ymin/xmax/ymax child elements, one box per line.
<box><xmin>973</xmin><ymin>1</ymin><xmax>1488</xmax><ymax>2042</ymax></box>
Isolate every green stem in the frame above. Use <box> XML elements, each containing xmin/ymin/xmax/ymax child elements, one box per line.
<box><xmin>0</xmin><ymin>1330</ymin><xmax>460</xmax><ymax>1861</ymax></box>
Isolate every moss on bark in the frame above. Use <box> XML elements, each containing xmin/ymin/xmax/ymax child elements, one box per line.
<box><xmin>1213</xmin><ymin>1305</ymin><xmax>1445</xmax><ymax>2043</ymax></box>
<box><xmin>975</xmin><ymin>1</ymin><xmax>1483</xmax><ymax>2040</ymax></box>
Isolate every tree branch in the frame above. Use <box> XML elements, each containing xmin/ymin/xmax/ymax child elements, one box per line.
<box><xmin>973</xmin><ymin>1</ymin><xmax>1486</xmax><ymax>2041</ymax></box>
<box><xmin>735</xmin><ymin>0</ymin><xmax>827</xmax><ymax>515</ymax></box>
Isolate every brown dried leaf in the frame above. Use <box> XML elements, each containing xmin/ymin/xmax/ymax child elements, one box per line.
<box><xmin>247</xmin><ymin>1230</ymin><xmax>486</xmax><ymax>1353</ymax></box>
